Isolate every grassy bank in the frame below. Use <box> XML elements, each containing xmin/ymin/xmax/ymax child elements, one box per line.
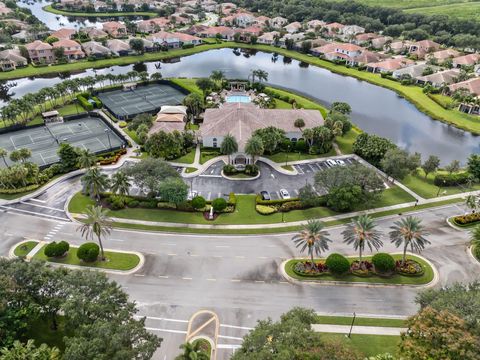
<box><xmin>43</xmin><ymin>4</ymin><xmax>157</xmax><ymax>17</ymax></box>
<box><xmin>315</xmin><ymin>315</ymin><xmax>406</xmax><ymax>328</ymax></box>
<box><xmin>285</xmin><ymin>254</ymin><xmax>435</xmax><ymax>285</ymax></box>
<box><xmin>322</xmin><ymin>333</ymin><xmax>400</xmax><ymax>357</ymax></box>
<box><xmin>2</xmin><ymin>42</ymin><xmax>478</xmax><ymax>135</ymax></box>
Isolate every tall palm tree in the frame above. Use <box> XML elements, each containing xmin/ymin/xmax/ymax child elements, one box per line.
<box><xmin>292</xmin><ymin>220</ymin><xmax>331</xmax><ymax>269</ymax></box>
<box><xmin>78</xmin><ymin>205</ymin><xmax>112</xmax><ymax>261</ymax></box>
<box><xmin>389</xmin><ymin>216</ymin><xmax>430</xmax><ymax>265</ymax></box>
<box><xmin>0</xmin><ymin>148</ymin><xmax>8</xmax><ymax>168</ymax></box>
<box><xmin>81</xmin><ymin>167</ymin><xmax>110</xmax><ymax>201</ymax></box>
<box><xmin>110</xmin><ymin>171</ymin><xmax>131</xmax><ymax>196</ymax></box>
<box><xmin>175</xmin><ymin>342</ymin><xmax>209</xmax><ymax>360</ymax></box>
<box><xmin>77</xmin><ymin>149</ymin><xmax>96</xmax><ymax>169</ymax></box>
<box><xmin>210</xmin><ymin>70</ymin><xmax>225</xmax><ymax>88</ymax></box>
<box><xmin>245</xmin><ymin>135</ymin><xmax>264</xmax><ymax>164</ymax></box>
<box><xmin>342</xmin><ymin>214</ymin><xmax>383</xmax><ymax>262</ymax></box>
<box><xmin>470</xmin><ymin>225</ymin><xmax>480</xmax><ymax>251</ymax></box>
<box><xmin>220</xmin><ymin>134</ymin><xmax>238</xmax><ymax>164</ymax></box>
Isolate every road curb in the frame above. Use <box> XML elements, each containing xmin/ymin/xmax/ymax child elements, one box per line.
<box><xmin>279</xmin><ymin>252</ymin><xmax>439</xmax><ymax>289</ymax></box>
<box><xmin>468</xmin><ymin>245</ymin><xmax>480</xmax><ymax>265</ymax></box>
<box><xmin>221</xmin><ymin>170</ymin><xmax>261</xmax><ymax>181</ymax></box>
<box><xmin>7</xmin><ymin>239</ymin><xmax>40</xmax><ymax>259</ymax></box>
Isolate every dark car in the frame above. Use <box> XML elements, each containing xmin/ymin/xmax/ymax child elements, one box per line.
<box><xmin>260</xmin><ymin>191</ymin><xmax>271</xmax><ymax>200</ymax></box>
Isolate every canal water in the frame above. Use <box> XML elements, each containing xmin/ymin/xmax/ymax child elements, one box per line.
<box><xmin>1</xmin><ymin>48</ymin><xmax>478</xmax><ymax>163</ymax></box>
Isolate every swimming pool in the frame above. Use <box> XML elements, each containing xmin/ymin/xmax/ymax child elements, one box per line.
<box><xmin>226</xmin><ymin>95</ymin><xmax>251</xmax><ymax>103</ymax></box>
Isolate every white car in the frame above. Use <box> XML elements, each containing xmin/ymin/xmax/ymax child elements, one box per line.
<box><xmin>336</xmin><ymin>159</ymin><xmax>346</xmax><ymax>166</ymax></box>
<box><xmin>326</xmin><ymin>159</ymin><xmax>337</xmax><ymax>167</ymax></box>
<box><xmin>187</xmin><ymin>190</ymin><xmax>198</xmax><ymax>200</ymax></box>
<box><xmin>280</xmin><ymin>189</ymin><xmax>290</xmax><ymax>199</ymax></box>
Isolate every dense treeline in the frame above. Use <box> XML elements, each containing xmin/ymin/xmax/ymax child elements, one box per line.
<box><xmin>234</xmin><ymin>0</ymin><xmax>480</xmax><ymax>50</ymax></box>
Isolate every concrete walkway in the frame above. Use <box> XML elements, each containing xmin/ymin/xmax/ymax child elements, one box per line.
<box><xmin>311</xmin><ymin>324</ymin><xmax>406</xmax><ymax>336</ymax></box>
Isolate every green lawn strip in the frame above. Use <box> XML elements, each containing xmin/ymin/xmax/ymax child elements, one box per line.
<box><xmin>14</xmin><ymin>241</ymin><xmax>39</xmax><ymax>257</ymax></box>
<box><xmin>69</xmin><ymin>192</ymin><xmax>96</xmax><ymax>213</ymax></box>
<box><xmin>170</xmin><ymin>78</ymin><xmax>203</xmax><ymax>96</ymax></box>
<box><xmin>174</xmin><ymin>149</ymin><xmax>196</xmax><ymax>164</ymax></box>
<box><xmin>335</xmin><ymin>127</ymin><xmax>362</xmax><ymax>154</ymax></box>
<box><xmin>265</xmin><ymin>148</ymin><xmax>336</xmax><ymax>163</ymax></box>
<box><xmin>320</xmin><ymin>333</ymin><xmax>400</xmax><ymax>357</ymax></box>
<box><xmin>473</xmin><ymin>245</ymin><xmax>480</xmax><ymax>262</ymax></box>
<box><xmin>34</xmin><ymin>244</ymin><xmax>140</xmax><ymax>271</ymax></box>
<box><xmin>30</xmin><ymin>103</ymin><xmax>82</xmax><ymax>124</ymax></box>
<box><xmin>274</xmin><ymin>98</ymin><xmax>293</xmax><ymax>109</ymax></box>
<box><xmin>265</xmin><ymin>86</ymin><xmax>328</xmax><ymax>117</ymax></box>
<box><xmin>43</xmin><ymin>4</ymin><xmax>157</xmax><ymax>17</ymax></box>
<box><xmin>447</xmin><ymin>216</ymin><xmax>478</xmax><ymax>228</ymax></box>
<box><xmin>200</xmin><ymin>148</ymin><xmax>222</xmax><ymax>164</ymax></box>
<box><xmin>402</xmin><ymin>170</ymin><xmax>479</xmax><ymax>199</ymax></box>
<box><xmin>285</xmin><ymin>254</ymin><xmax>434</xmax><ymax>285</ymax></box>
<box><xmin>314</xmin><ymin>315</ymin><xmax>406</xmax><ymax>328</ymax></box>
<box><xmin>123</xmin><ymin>128</ymin><xmax>140</xmax><ymax>144</ymax></box>
<box><xmin>185</xmin><ymin>167</ymin><xmax>198</xmax><ymax>173</ymax></box>
<box><xmin>282</xmin><ymin>165</ymin><xmax>294</xmax><ymax>171</ymax></box>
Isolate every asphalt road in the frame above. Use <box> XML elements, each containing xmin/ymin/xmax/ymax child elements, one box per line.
<box><xmin>0</xmin><ymin>201</ymin><xmax>477</xmax><ymax>359</ymax></box>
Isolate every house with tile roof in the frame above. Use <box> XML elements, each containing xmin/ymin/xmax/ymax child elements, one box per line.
<box><xmin>83</xmin><ymin>27</ymin><xmax>108</xmax><ymax>40</ymax></box>
<box><xmin>82</xmin><ymin>41</ymin><xmax>111</xmax><ymax>58</ymax></box>
<box><xmin>102</xmin><ymin>21</ymin><xmax>127</xmax><ymax>38</ymax></box>
<box><xmin>25</xmin><ymin>40</ymin><xmax>55</xmax><ymax>64</ymax></box>
<box><xmin>269</xmin><ymin>16</ymin><xmax>288</xmax><ymax>29</ymax></box>
<box><xmin>392</xmin><ymin>63</ymin><xmax>439</xmax><ymax>80</ymax></box>
<box><xmin>51</xmin><ymin>28</ymin><xmax>76</xmax><ymax>40</ymax></box>
<box><xmin>449</xmin><ymin>77</ymin><xmax>480</xmax><ymax>96</ymax></box>
<box><xmin>52</xmin><ymin>39</ymin><xmax>85</xmax><ymax>60</ymax></box>
<box><xmin>0</xmin><ymin>49</ymin><xmax>27</xmax><ymax>71</ymax></box>
<box><xmin>452</xmin><ymin>54</ymin><xmax>480</xmax><ymax>68</ymax></box>
<box><xmin>427</xmin><ymin>49</ymin><xmax>461</xmax><ymax>62</ymax></box>
<box><xmin>106</xmin><ymin>39</ymin><xmax>131</xmax><ymax>55</ymax></box>
<box><xmin>416</xmin><ymin>68</ymin><xmax>461</xmax><ymax>87</ymax></box>
<box><xmin>137</xmin><ymin>18</ymin><xmax>170</xmax><ymax>34</ymax></box>
<box><xmin>284</xmin><ymin>22</ymin><xmax>302</xmax><ymax>34</ymax></box>
<box><xmin>149</xmin><ymin>106</ymin><xmax>187</xmax><ymax>135</ymax></box>
<box><xmin>366</xmin><ymin>57</ymin><xmax>415</xmax><ymax>73</ymax></box>
<box><xmin>257</xmin><ymin>31</ymin><xmax>280</xmax><ymax>45</ymax></box>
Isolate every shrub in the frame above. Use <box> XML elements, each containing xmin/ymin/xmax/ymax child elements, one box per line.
<box><xmin>325</xmin><ymin>253</ymin><xmax>350</xmax><ymax>275</ymax></box>
<box><xmin>77</xmin><ymin>242</ymin><xmax>99</xmax><ymax>262</ymax></box>
<box><xmin>279</xmin><ymin>201</ymin><xmax>304</xmax><ymax>212</ymax></box>
<box><xmin>127</xmin><ymin>199</ymin><xmax>139</xmax><ymax>208</ymax></box>
<box><xmin>453</xmin><ymin>213</ymin><xmax>480</xmax><ymax>225</ymax></box>
<box><xmin>223</xmin><ymin>164</ymin><xmax>237</xmax><ymax>175</ymax></box>
<box><xmin>228</xmin><ymin>192</ymin><xmax>236</xmax><ymax>206</ymax></box>
<box><xmin>473</xmin><ymin>246</ymin><xmax>480</xmax><ymax>261</ymax></box>
<box><xmin>256</xmin><ymin>205</ymin><xmax>277</xmax><ymax>215</ymax></box>
<box><xmin>295</xmin><ymin>139</ymin><xmax>308</xmax><ymax>152</ymax></box>
<box><xmin>372</xmin><ymin>253</ymin><xmax>395</xmax><ymax>273</ymax></box>
<box><xmin>108</xmin><ymin>195</ymin><xmax>126</xmax><ymax>210</ymax></box>
<box><xmin>245</xmin><ymin>164</ymin><xmax>259</xmax><ymax>176</ymax></box>
<box><xmin>157</xmin><ymin>202</ymin><xmax>177</xmax><ymax>209</ymax></box>
<box><xmin>139</xmin><ymin>200</ymin><xmax>157</xmax><ymax>208</ymax></box>
<box><xmin>118</xmin><ymin>121</ymin><xmax>127</xmax><ymax>128</ymax></box>
<box><xmin>212</xmin><ymin>197</ymin><xmax>227</xmax><ymax>212</ymax></box>
<box><xmin>434</xmin><ymin>172</ymin><xmax>471</xmax><ymax>186</ymax></box>
<box><xmin>256</xmin><ymin>194</ymin><xmax>300</xmax><ymax>205</ymax></box>
<box><xmin>44</xmin><ymin>241</ymin><xmax>70</xmax><ymax>258</ymax></box>
<box><xmin>76</xmin><ymin>94</ymin><xmax>94</xmax><ymax>111</ymax></box>
<box><xmin>191</xmin><ymin>196</ymin><xmax>206</xmax><ymax>210</ymax></box>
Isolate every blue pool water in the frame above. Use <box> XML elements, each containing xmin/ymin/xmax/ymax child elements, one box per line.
<box><xmin>226</xmin><ymin>95</ymin><xmax>251</xmax><ymax>103</ymax></box>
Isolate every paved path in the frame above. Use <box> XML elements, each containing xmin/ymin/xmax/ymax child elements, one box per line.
<box><xmin>311</xmin><ymin>324</ymin><xmax>407</xmax><ymax>336</ymax></box>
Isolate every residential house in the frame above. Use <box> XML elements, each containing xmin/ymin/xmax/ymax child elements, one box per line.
<box><xmin>220</xmin><ymin>12</ymin><xmax>255</xmax><ymax>27</ymax></box>
<box><xmin>449</xmin><ymin>77</ymin><xmax>480</xmax><ymax>96</ymax></box>
<box><xmin>278</xmin><ymin>33</ymin><xmax>305</xmax><ymax>48</ymax></box>
<box><xmin>51</xmin><ymin>28</ymin><xmax>76</xmax><ymax>40</ymax></box>
<box><xmin>149</xmin><ymin>106</ymin><xmax>187</xmax><ymax>135</ymax></box>
<box><xmin>257</xmin><ymin>31</ymin><xmax>280</xmax><ymax>45</ymax></box>
<box><xmin>219</xmin><ymin>2</ymin><xmax>237</xmax><ymax>15</ymax></box>
<box><xmin>306</xmin><ymin>20</ymin><xmax>325</xmax><ymax>31</ymax></box>
<box><xmin>366</xmin><ymin>57</ymin><xmax>415</xmax><ymax>73</ymax></box>
<box><xmin>171</xmin><ymin>32</ymin><xmax>202</xmax><ymax>46</ymax></box>
<box><xmin>409</xmin><ymin>40</ymin><xmax>441</xmax><ymax>59</ymax></box>
<box><xmin>52</xmin><ymin>39</ymin><xmax>85</xmax><ymax>60</ymax></box>
<box><xmin>139</xmin><ymin>38</ymin><xmax>156</xmax><ymax>52</ymax></box>
<box><xmin>269</xmin><ymin>16</ymin><xmax>288</xmax><ymax>29</ymax></box>
<box><xmin>354</xmin><ymin>33</ymin><xmax>378</xmax><ymax>46</ymax></box>
<box><xmin>106</xmin><ymin>39</ymin><xmax>131</xmax><ymax>56</ymax></box>
<box><xmin>170</xmin><ymin>13</ymin><xmax>190</xmax><ymax>26</ymax></box>
<box><xmin>25</xmin><ymin>40</ymin><xmax>55</xmax><ymax>64</ymax></box>
<box><xmin>83</xmin><ymin>27</ymin><xmax>108</xmax><ymax>40</ymax></box>
<box><xmin>341</xmin><ymin>25</ymin><xmax>365</xmax><ymax>41</ymax></box>
<box><xmin>324</xmin><ymin>22</ymin><xmax>344</xmax><ymax>37</ymax></box>
<box><xmin>147</xmin><ymin>31</ymin><xmax>180</xmax><ymax>48</ymax></box>
<box><xmin>392</xmin><ymin>63</ymin><xmax>439</xmax><ymax>80</ymax></box>
<box><xmin>102</xmin><ymin>21</ymin><xmax>127</xmax><ymax>38</ymax></box>
<box><xmin>427</xmin><ymin>49</ymin><xmax>461</xmax><ymax>63</ymax></box>
<box><xmin>452</xmin><ymin>53</ymin><xmax>480</xmax><ymax>68</ymax></box>
<box><xmin>323</xmin><ymin>43</ymin><xmax>363</xmax><ymax>62</ymax></box>
<box><xmin>371</xmin><ymin>36</ymin><xmax>392</xmax><ymax>50</ymax></box>
<box><xmin>416</xmin><ymin>68</ymin><xmax>461</xmax><ymax>87</ymax></box>
<box><xmin>0</xmin><ymin>49</ymin><xmax>27</xmax><ymax>71</ymax></box>
<box><xmin>184</xmin><ymin>25</ymin><xmax>208</xmax><ymax>36</ymax></box>
<box><xmin>255</xmin><ymin>16</ymin><xmax>270</xmax><ymax>27</ymax></box>
<box><xmin>311</xmin><ymin>42</ymin><xmax>339</xmax><ymax>57</ymax></box>
<box><xmin>284</xmin><ymin>22</ymin><xmax>302</xmax><ymax>34</ymax></box>
<box><xmin>82</xmin><ymin>41</ymin><xmax>111</xmax><ymax>58</ymax></box>
<box><xmin>348</xmin><ymin>51</ymin><xmax>385</xmax><ymax>66</ymax></box>
<box><xmin>235</xmin><ymin>26</ymin><xmax>262</xmax><ymax>42</ymax></box>
<box><xmin>388</xmin><ymin>40</ymin><xmax>412</xmax><ymax>54</ymax></box>
<box><xmin>196</xmin><ymin>26</ymin><xmax>235</xmax><ymax>41</ymax></box>
<box><xmin>137</xmin><ymin>18</ymin><xmax>170</xmax><ymax>33</ymax></box>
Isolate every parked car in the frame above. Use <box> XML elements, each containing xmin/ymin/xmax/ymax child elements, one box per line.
<box><xmin>260</xmin><ymin>191</ymin><xmax>271</xmax><ymax>200</ymax></box>
<box><xmin>336</xmin><ymin>159</ymin><xmax>346</xmax><ymax>166</ymax></box>
<box><xmin>280</xmin><ymin>189</ymin><xmax>290</xmax><ymax>199</ymax></box>
<box><xmin>326</xmin><ymin>159</ymin><xmax>337</xmax><ymax>167</ymax></box>
<box><xmin>187</xmin><ymin>190</ymin><xmax>198</xmax><ymax>201</ymax></box>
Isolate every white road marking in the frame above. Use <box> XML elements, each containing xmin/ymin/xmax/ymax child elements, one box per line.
<box><xmin>168</xmin><ymin>253</ymin><xmax>177</xmax><ymax>256</ymax></box>
<box><xmin>138</xmin><ymin>316</ymin><xmax>188</xmax><ymax>323</ymax></box>
<box><xmin>206</xmin><ymin>278</ymin><xmax>216</xmax><ymax>281</ymax></box>
<box><xmin>215</xmin><ymin>245</ymin><xmax>230</xmax><ymax>248</ymax></box>
<box><xmin>217</xmin><ymin>344</ymin><xmax>242</xmax><ymax>349</ymax></box>
<box><xmin>220</xmin><ymin>324</ymin><xmax>254</xmax><ymax>331</ymax></box>
<box><xmin>134</xmin><ymin>274</ymin><xmax>145</xmax><ymax>277</ymax></box>
<box><xmin>29</xmin><ymin>198</ymin><xmax>46</xmax><ymax>204</ymax></box>
<box><xmin>158</xmin><ymin>276</ymin><xmax>169</xmax><ymax>279</ymax></box>
<box><xmin>230</xmin><ymin>279</ymin><xmax>241</xmax><ymax>282</ymax></box>
<box><xmin>218</xmin><ymin>335</ymin><xmax>243</xmax><ymax>341</ymax></box>
<box><xmin>182</xmin><ymin>277</ymin><xmax>192</xmax><ymax>280</ymax></box>
<box><xmin>0</xmin><ymin>205</ymin><xmax>68</xmax><ymax>221</ymax></box>
<box><xmin>145</xmin><ymin>328</ymin><xmax>187</xmax><ymax>334</ymax></box>
<box><xmin>20</xmin><ymin>201</ymin><xmax>65</xmax><ymax>212</ymax></box>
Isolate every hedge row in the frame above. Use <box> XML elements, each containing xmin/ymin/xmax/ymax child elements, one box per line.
<box><xmin>0</xmin><ymin>184</ymin><xmax>41</xmax><ymax>194</ymax></box>
<box><xmin>434</xmin><ymin>172</ymin><xmax>471</xmax><ymax>186</ymax></box>
<box><xmin>453</xmin><ymin>212</ymin><xmax>480</xmax><ymax>226</ymax></box>
<box><xmin>255</xmin><ymin>194</ymin><xmax>300</xmax><ymax>205</ymax></box>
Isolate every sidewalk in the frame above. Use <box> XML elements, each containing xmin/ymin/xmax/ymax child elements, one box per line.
<box><xmin>311</xmin><ymin>324</ymin><xmax>406</xmax><ymax>336</ymax></box>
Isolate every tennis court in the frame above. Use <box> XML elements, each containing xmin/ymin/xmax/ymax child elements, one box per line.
<box><xmin>0</xmin><ymin>116</ymin><xmax>125</xmax><ymax>168</ymax></box>
<box><xmin>97</xmin><ymin>83</ymin><xmax>186</xmax><ymax>119</ymax></box>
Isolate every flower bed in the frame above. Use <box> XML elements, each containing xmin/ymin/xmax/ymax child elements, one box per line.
<box><xmin>286</xmin><ymin>254</ymin><xmax>433</xmax><ymax>285</ymax></box>
<box><xmin>452</xmin><ymin>213</ymin><xmax>480</xmax><ymax>227</ymax></box>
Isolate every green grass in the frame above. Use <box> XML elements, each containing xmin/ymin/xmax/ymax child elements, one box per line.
<box><xmin>31</xmin><ymin>103</ymin><xmax>82</xmax><ymax>124</ymax></box>
<box><xmin>266</xmin><ymin>87</ymin><xmax>328</xmax><ymax>117</ymax></box>
<box><xmin>14</xmin><ymin>241</ymin><xmax>39</xmax><ymax>257</ymax></box>
<box><xmin>315</xmin><ymin>315</ymin><xmax>406</xmax><ymax>328</ymax></box>
<box><xmin>68</xmin><ymin>192</ymin><xmax>95</xmax><ymax>213</ymax></box>
<box><xmin>200</xmin><ymin>148</ymin><xmax>222</xmax><ymax>164</ymax></box>
<box><xmin>185</xmin><ymin>167</ymin><xmax>198</xmax><ymax>173</ymax></box>
<box><xmin>274</xmin><ymin>98</ymin><xmax>293</xmax><ymax>109</ymax></box>
<box><xmin>174</xmin><ymin>149</ymin><xmax>196</xmax><ymax>164</ymax></box>
<box><xmin>285</xmin><ymin>254</ymin><xmax>434</xmax><ymax>285</ymax></box>
<box><xmin>170</xmin><ymin>78</ymin><xmax>203</xmax><ymax>96</ymax></box>
<box><xmin>404</xmin><ymin>1</ymin><xmax>480</xmax><ymax>20</ymax></box>
<box><xmin>34</xmin><ymin>244</ymin><xmax>140</xmax><ymax>271</ymax></box>
<box><xmin>282</xmin><ymin>165</ymin><xmax>294</xmax><ymax>171</ymax></box>
<box><xmin>44</xmin><ymin>4</ymin><xmax>157</xmax><ymax>17</ymax></box>
<box><xmin>402</xmin><ymin>170</ymin><xmax>479</xmax><ymax>199</ymax></box>
<box><xmin>335</xmin><ymin>127</ymin><xmax>362</xmax><ymax>154</ymax></box>
<box><xmin>321</xmin><ymin>333</ymin><xmax>400</xmax><ymax>357</ymax></box>
<box><xmin>265</xmin><ymin>149</ymin><xmax>336</xmax><ymax>163</ymax></box>
<box><xmin>123</xmin><ymin>128</ymin><xmax>141</xmax><ymax>144</ymax></box>
<box><xmin>186</xmin><ymin>123</ymin><xmax>200</xmax><ymax>130</ymax></box>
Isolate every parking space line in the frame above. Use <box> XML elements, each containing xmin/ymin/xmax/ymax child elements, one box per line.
<box><xmin>295</xmin><ymin>165</ymin><xmax>304</xmax><ymax>174</ymax></box>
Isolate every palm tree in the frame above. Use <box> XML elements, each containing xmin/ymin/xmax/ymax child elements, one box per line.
<box><xmin>110</xmin><ymin>171</ymin><xmax>131</xmax><ymax>196</ymax></box>
<box><xmin>78</xmin><ymin>205</ymin><xmax>112</xmax><ymax>261</ymax></box>
<box><xmin>210</xmin><ymin>70</ymin><xmax>225</xmax><ymax>88</ymax></box>
<box><xmin>81</xmin><ymin>167</ymin><xmax>110</xmax><ymax>201</ymax></box>
<box><xmin>220</xmin><ymin>134</ymin><xmax>238</xmax><ymax>164</ymax></box>
<box><xmin>342</xmin><ymin>215</ymin><xmax>383</xmax><ymax>262</ymax></box>
<box><xmin>245</xmin><ymin>135</ymin><xmax>264</xmax><ymax>164</ymax></box>
<box><xmin>470</xmin><ymin>225</ymin><xmax>480</xmax><ymax>251</ymax></box>
<box><xmin>77</xmin><ymin>149</ymin><xmax>96</xmax><ymax>169</ymax></box>
<box><xmin>175</xmin><ymin>342</ymin><xmax>209</xmax><ymax>360</ymax></box>
<box><xmin>0</xmin><ymin>148</ymin><xmax>8</xmax><ymax>168</ymax></box>
<box><xmin>465</xmin><ymin>195</ymin><xmax>478</xmax><ymax>213</ymax></box>
<box><xmin>292</xmin><ymin>220</ymin><xmax>331</xmax><ymax>269</ymax></box>
<box><xmin>294</xmin><ymin>118</ymin><xmax>305</xmax><ymax>132</ymax></box>
<box><xmin>389</xmin><ymin>216</ymin><xmax>430</xmax><ymax>265</ymax></box>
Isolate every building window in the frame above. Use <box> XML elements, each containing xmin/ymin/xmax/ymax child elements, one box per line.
<box><xmin>212</xmin><ymin>138</ymin><xmax>217</xmax><ymax>147</ymax></box>
<box><xmin>291</xmin><ymin>138</ymin><xmax>297</xmax><ymax>142</ymax></box>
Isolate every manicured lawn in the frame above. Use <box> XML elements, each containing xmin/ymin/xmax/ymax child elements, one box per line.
<box><xmin>315</xmin><ymin>315</ymin><xmax>406</xmax><ymax>328</ymax></box>
<box><xmin>34</xmin><ymin>244</ymin><xmax>140</xmax><ymax>271</ymax></box>
<box><xmin>362</xmin><ymin>186</ymin><xmax>416</xmax><ymax>209</ymax></box>
<box><xmin>30</xmin><ymin>103</ymin><xmax>82</xmax><ymax>124</ymax></box>
<box><xmin>170</xmin><ymin>78</ymin><xmax>203</xmax><ymax>96</ymax></box>
<box><xmin>404</xmin><ymin>1</ymin><xmax>480</xmax><ymax>20</ymax></box>
<box><xmin>402</xmin><ymin>170</ymin><xmax>479</xmax><ymax>199</ymax></box>
<box><xmin>44</xmin><ymin>4</ymin><xmax>157</xmax><ymax>17</ymax></box>
<box><xmin>265</xmin><ymin>149</ymin><xmax>336</xmax><ymax>163</ymax></box>
<box><xmin>321</xmin><ymin>333</ymin><xmax>400</xmax><ymax>357</ymax></box>
<box><xmin>14</xmin><ymin>241</ymin><xmax>39</xmax><ymax>257</ymax></box>
<box><xmin>174</xmin><ymin>149</ymin><xmax>196</xmax><ymax>164</ymax></box>
<box><xmin>68</xmin><ymin>192</ymin><xmax>95</xmax><ymax>213</ymax></box>
<box><xmin>123</xmin><ymin>128</ymin><xmax>141</xmax><ymax>144</ymax></box>
<box><xmin>285</xmin><ymin>254</ymin><xmax>434</xmax><ymax>285</ymax></box>
<box><xmin>335</xmin><ymin>127</ymin><xmax>362</xmax><ymax>154</ymax></box>
<box><xmin>265</xmin><ymin>86</ymin><xmax>328</xmax><ymax>117</ymax></box>
<box><xmin>274</xmin><ymin>98</ymin><xmax>293</xmax><ymax>109</ymax></box>
<box><xmin>282</xmin><ymin>165</ymin><xmax>294</xmax><ymax>171</ymax></box>
<box><xmin>185</xmin><ymin>167</ymin><xmax>198</xmax><ymax>173</ymax></box>
<box><xmin>200</xmin><ymin>148</ymin><xmax>222</xmax><ymax>164</ymax></box>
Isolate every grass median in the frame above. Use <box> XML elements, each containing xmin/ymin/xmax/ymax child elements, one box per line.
<box><xmin>284</xmin><ymin>254</ymin><xmax>434</xmax><ymax>285</ymax></box>
<box><xmin>34</xmin><ymin>244</ymin><xmax>140</xmax><ymax>271</ymax></box>
<box><xmin>315</xmin><ymin>315</ymin><xmax>406</xmax><ymax>328</ymax></box>
<box><xmin>13</xmin><ymin>241</ymin><xmax>39</xmax><ymax>257</ymax></box>
<box><xmin>322</xmin><ymin>333</ymin><xmax>400</xmax><ymax>357</ymax></box>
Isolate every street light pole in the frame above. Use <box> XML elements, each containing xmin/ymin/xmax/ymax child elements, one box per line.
<box><xmin>347</xmin><ymin>312</ymin><xmax>356</xmax><ymax>339</ymax></box>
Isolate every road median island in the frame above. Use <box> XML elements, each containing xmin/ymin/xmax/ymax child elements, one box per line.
<box><xmin>282</xmin><ymin>254</ymin><xmax>436</xmax><ymax>287</ymax></box>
